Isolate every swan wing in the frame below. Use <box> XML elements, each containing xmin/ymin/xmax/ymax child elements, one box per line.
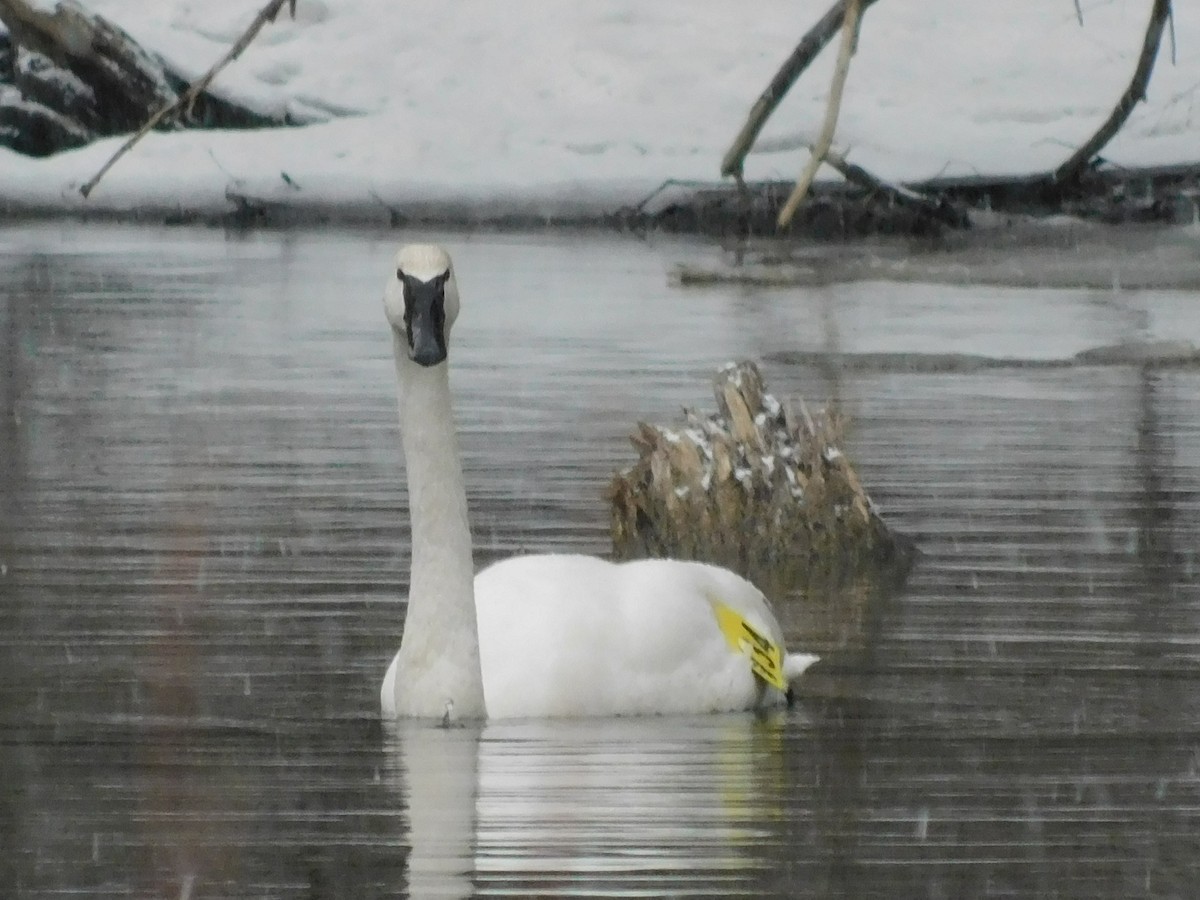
<box><xmin>474</xmin><ymin>555</ymin><xmax>797</xmax><ymax>718</ymax></box>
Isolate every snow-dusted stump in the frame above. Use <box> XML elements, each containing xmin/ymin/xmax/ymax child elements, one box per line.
<box><xmin>0</xmin><ymin>0</ymin><xmax>292</xmax><ymax>157</ymax></box>
<box><xmin>609</xmin><ymin>361</ymin><xmax>912</xmax><ymax>594</ymax></box>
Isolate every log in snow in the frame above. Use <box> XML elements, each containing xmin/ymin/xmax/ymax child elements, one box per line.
<box><xmin>0</xmin><ymin>0</ymin><xmax>299</xmax><ymax>161</ymax></box>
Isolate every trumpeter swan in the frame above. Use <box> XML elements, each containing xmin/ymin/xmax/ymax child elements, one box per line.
<box><xmin>379</xmin><ymin>244</ymin><xmax>817</xmax><ymax>720</ymax></box>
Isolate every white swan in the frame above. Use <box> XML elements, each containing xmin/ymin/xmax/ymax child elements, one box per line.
<box><xmin>379</xmin><ymin>244</ymin><xmax>818</xmax><ymax>720</ymax></box>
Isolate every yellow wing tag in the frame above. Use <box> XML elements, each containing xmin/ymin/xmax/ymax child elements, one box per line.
<box><xmin>711</xmin><ymin>600</ymin><xmax>787</xmax><ymax>691</ymax></box>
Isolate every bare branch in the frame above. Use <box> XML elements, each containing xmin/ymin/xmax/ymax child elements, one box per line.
<box><xmin>80</xmin><ymin>0</ymin><xmax>296</xmax><ymax>198</ymax></box>
<box><xmin>1051</xmin><ymin>0</ymin><xmax>1173</xmax><ymax>186</ymax></box>
<box><xmin>777</xmin><ymin>0</ymin><xmax>862</xmax><ymax>228</ymax></box>
<box><xmin>720</xmin><ymin>0</ymin><xmax>882</xmax><ymax>180</ymax></box>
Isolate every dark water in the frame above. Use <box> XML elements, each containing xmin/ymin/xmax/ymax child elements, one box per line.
<box><xmin>2</xmin><ymin>224</ymin><xmax>1199</xmax><ymax>898</ymax></box>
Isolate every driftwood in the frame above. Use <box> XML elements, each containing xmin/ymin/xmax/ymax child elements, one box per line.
<box><xmin>1049</xmin><ymin>0</ymin><xmax>1174</xmax><ymax>188</ymax></box>
<box><xmin>723</xmin><ymin>0</ymin><xmax>962</xmax><ymax>232</ymax></box>
<box><xmin>0</xmin><ymin>0</ymin><xmax>298</xmax><ymax>162</ymax></box>
<box><xmin>0</xmin><ymin>0</ymin><xmax>178</xmax><ymax>143</ymax></box>
<box><xmin>626</xmin><ymin>159</ymin><xmax>1199</xmax><ymax>239</ymax></box>
<box><xmin>721</xmin><ymin>0</ymin><xmax>882</xmax><ymax>181</ymax></box>
<box><xmin>823</xmin><ymin>147</ymin><xmax>969</xmax><ymax>228</ymax></box>
<box><xmin>720</xmin><ymin>0</ymin><xmax>1180</xmax><ymax>234</ymax></box>
<box><xmin>776</xmin><ymin>0</ymin><xmax>862</xmax><ymax>228</ymax></box>
<box><xmin>81</xmin><ymin>0</ymin><xmax>297</xmax><ymax>197</ymax></box>
<box><xmin>0</xmin><ymin>49</ymin><xmax>93</xmax><ymax>156</ymax></box>
<box><xmin>608</xmin><ymin>361</ymin><xmax>911</xmax><ymax>595</ymax></box>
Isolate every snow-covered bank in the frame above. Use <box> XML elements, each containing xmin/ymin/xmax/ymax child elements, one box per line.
<box><xmin>2</xmin><ymin>0</ymin><xmax>1198</xmax><ymax>221</ymax></box>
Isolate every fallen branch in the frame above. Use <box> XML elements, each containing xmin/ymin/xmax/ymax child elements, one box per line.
<box><xmin>776</xmin><ymin>0</ymin><xmax>862</xmax><ymax>228</ymax></box>
<box><xmin>80</xmin><ymin>0</ymin><xmax>297</xmax><ymax>198</ymax></box>
<box><xmin>823</xmin><ymin>147</ymin><xmax>969</xmax><ymax>228</ymax></box>
<box><xmin>720</xmin><ymin>0</ymin><xmax>882</xmax><ymax>181</ymax></box>
<box><xmin>1050</xmin><ymin>0</ymin><xmax>1173</xmax><ymax>187</ymax></box>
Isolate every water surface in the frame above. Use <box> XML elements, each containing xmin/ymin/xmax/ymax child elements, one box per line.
<box><xmin>2</xmin><ymin>225</ymin><xmax>1198</xmax><ymax>898</ymax></box>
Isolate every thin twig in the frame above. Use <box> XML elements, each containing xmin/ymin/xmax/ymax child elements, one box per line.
<box><xmin>80</xmin><ymin>0</ymin><xmax>296</xmax><ymax>198</ymax></box>
<box><xmin>1167</xmin><ymin>0</ymin><xmax>1176</xmax><ymax>64</ymax></box>
<box><xmin>1073</xmin><ymin>0</ymin><xmax>1083</xmax><ymax>26</ymax></box>
<box><xmin>777</xmin><ymin>0</ymin><xmax>861</xmax><ymax>228</ymax></box>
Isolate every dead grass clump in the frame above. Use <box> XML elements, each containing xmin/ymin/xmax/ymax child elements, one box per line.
<box><xmin>608</xmin><ymin>360</ymin><xmax>911</xmax><ymax>592</ymax></box>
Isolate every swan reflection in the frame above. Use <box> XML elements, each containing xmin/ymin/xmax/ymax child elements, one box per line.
<box><xmin>385</xmin><ymin>714</ymin><xmax>804</xmax><ymax>895</ymax></box>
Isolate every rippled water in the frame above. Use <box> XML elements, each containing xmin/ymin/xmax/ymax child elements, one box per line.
<box><xmin>2</xmin><ymin>224</ymin><xmax>1199</xmax><ymax>898</ymax></box>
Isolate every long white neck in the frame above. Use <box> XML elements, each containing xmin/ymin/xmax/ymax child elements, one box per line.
<box><xmin>387</xmin><ymin>333</ymin><xmax>487</xmax><ymax>718</ymax></box>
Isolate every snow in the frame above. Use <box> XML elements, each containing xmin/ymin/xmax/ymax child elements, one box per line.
<box><xmin>2</xmin><ymin>0</ymin><xmax>1198</xmax><ymax>218</ymax></box>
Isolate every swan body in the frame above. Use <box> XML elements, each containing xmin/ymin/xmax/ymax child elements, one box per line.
<box><xmin>379</xmin><ymin>244</ymin><xmax>817</xmax><ymax>720</ymax></box>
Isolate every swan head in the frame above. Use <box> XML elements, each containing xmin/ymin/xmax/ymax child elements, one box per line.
<box><xmin>384</xmin><ymin>244</ymin><xmax>460</xmax><ymax>367</ymax></box>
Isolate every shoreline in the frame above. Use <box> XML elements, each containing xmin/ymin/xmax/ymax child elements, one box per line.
<box><xmin>4</xmin><ymin>161</ymin><xmax>1197</xmax><ymax>235</ymax></box>
<box><xmin>4</xmin><ymin>160</ymin><xmax>1200</xmax><ymax>292</ymax></box>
